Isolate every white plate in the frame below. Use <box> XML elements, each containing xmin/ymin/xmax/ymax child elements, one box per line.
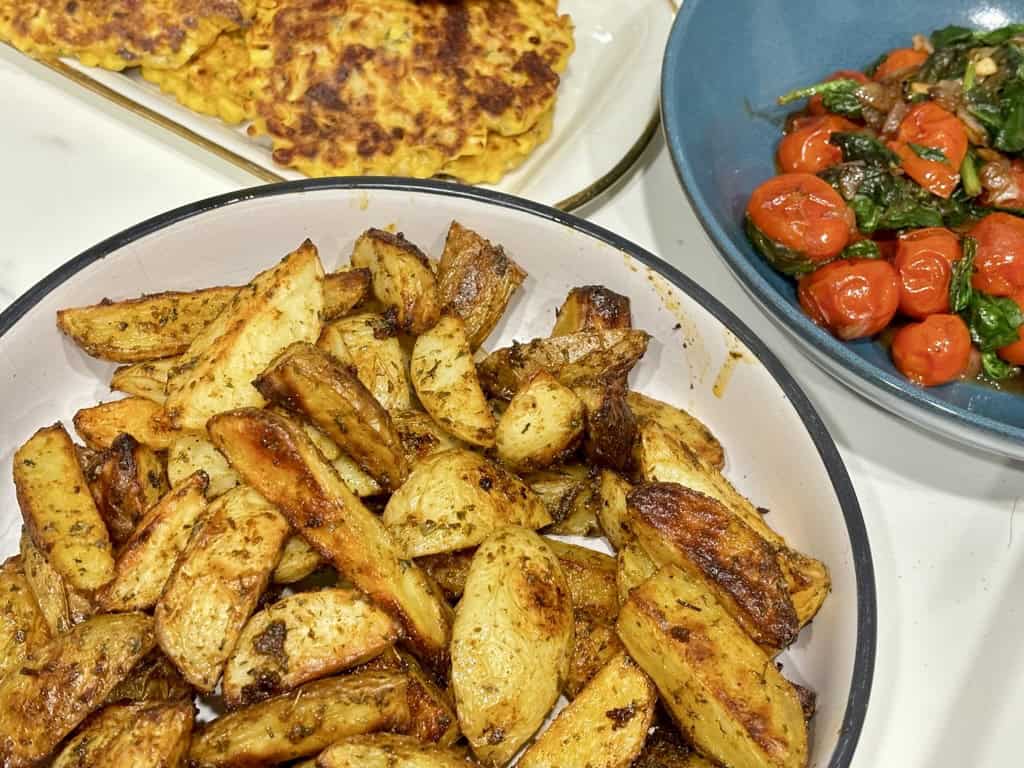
<box><xmin>0</xmin><ymin>180</ymin><xmax>874</xmax><ymax>767</ymax></box>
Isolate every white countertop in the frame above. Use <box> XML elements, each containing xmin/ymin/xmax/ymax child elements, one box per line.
<box><xmin>2</xmin><ymin>44</ymin><xmax>1021</xmax><ymax>767</ymax></box>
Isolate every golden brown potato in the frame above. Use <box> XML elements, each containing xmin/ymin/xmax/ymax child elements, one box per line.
<box><xmin>188</xmin><ymin>671</ymin><xmax>411</xmax><ymax>768</ymax></box>
<box><xmin>594</xmin><ymin>470</ymin><xmax>634</xmax><ymax>551</ymax></box>
<box><xmin>435</xmin><ymin>221</ymin><xmax>527</xmax><ymax>349</ymax></box>
<box><xmin>255</xmin><ymin>342</ymin><xmax>409</xmax><ymax>491</ymax></box>
<box><xmin>51</xmin><ymin>700</ymin><xmax>194</xmax><ymax>768</ymax></box>
<box><xmin>272</xmin><ymin>535</ymin><xmax>325</xmax><ymax>584</ymax></box>
<box><xmin>293</xmin><ymin>418</ymin><xmax>385</xmax><ymax>498</ymax></box>
<box><xmin>318</xmin><ymin>312</ymin><xmax>412</xmax><ymax>412</ymax></box>
<box><xmin>73</xmin><ymin>397</ymin><xmax>178</xmax><ymax>451</ymax></box>
<box><xmin>166</xmin><ymin>433</ymin><xmax>238</xmax><ymax>497</ymax></box>
<box><xmin>0</xmin><ymin>557</ymin><xmax>51</xmax><ymax>680</ymax></box>
<box><xmin>14</xmin><ymin>423</ymin><xmax>115</xmax><ymax>592</ymax></box>
<box><xmin>208</xmin><ymin>408</ymin><xmax>452</xmax><ymax>669</ymax></box>
<box><xmin>351</xmin><ymin>228</ymin><xmax>441</xmax><ymax>334</ymax></box>
<box><xmin>524</xmin><ymin>463</ymin><xmax>588</xmax><ymax>517</ymax></box>
<box><xmin>0</xmin><ymin>612</ymin><xmax>155</xmax><ymax>767</ymax></box>
<box><xmin>324</xmin><ymin>267</ymin><xmax>373</xmax><ymax>319</ymax></box>
<box><xmin>627</xmin><ymin>391</ymin><xmax>723</xmax><ymax>470</ymax></box>
<box><xmin>317</xmin><ymin>734</ymin><xmax>477</xmax><ymax>768</ymax></box>
<box><xmin>616</xmin><ymin>540</ymin><xmax>657</xmax><ymax>606</ymax></box>
<box><xmin>495</xmin><ymin>371</ymin><xmax>585</xmax><ymax>470</ymax></box>
<box><xmin>633</xmin><ymin>724</ymin><xmax>717</xmax><ymax>768</ymax></box>
<box><xmin>383</xmin><ymin>449</ymin><xmax>551</xmax><ymax>557</ymax></box>
<box><xmin>478</xmin><ymin>329</ymin><xmax>650</xmax><ymax>400</ymax></box>
<box><xmin>416</xmin><ymin>549</ymin><xmax>473</xmax><ymax>601</ymax></box>
<box><xmin>95</xmin><ymin>472</ymin><xmax>209</xmax><ymax>612</ymax></box>
<box><xmin>105</xmin><ymin>650</ymin><xmax>193</xmax><ymax>704</ymax></box>
<box><xmin>110</xmin><ymin>357</ymin><xmax>178</xmax><ymax>403</ymax></box>
<box><xmin>392</xmin><ymin>409</ymin><xmax>467</xmax><ymax>466</ymax></box>
<box><xmin>551</xmin><ymin>285</ymin><xmax>632</xmax><ymax>336</ymax></box>
<box><xmin>164</xmin><ymin>240</ymin><xmax>325</xmax><ymax>431</ymax></box>
<box><xmin>544</xmin><ymin>539</ymin><xmax>618</xmax><ymax>622</ymax></box>
<box><xmin>85</xmin><ymin>433</ymin><xmax>168</xmax><ymax>546</ymax></box>
<box><xmin>779</xmin><ymin>548</ymin><xmax>831</xmax><ymax>629</ymax></box>
<box><xmin>451</xmin><ymin>527</ymin><xmax>574</xmax><ymax>766</ymax></box>
<box><xmin>617</xmin><ymin>566</ymin><xmax>808</xmax><ymax>768</ymax></box>
<box><xmin>574</xmin><ymin>384</ymin><xmax>637</xmax><ymax>472</ymax></box>
<box><xmin>155</xmin><ymin>485</ymin><xmax>289</xmax><ymax>691</ymax></box>
<box><xmin>518</xmin><ymin>653</ymin><xmax>655</xmax><ymax>768</ymax></box>
<box><xmin>19</xmin><ymin>529</ymin><xmax>91</xmax><ymax>634</ymax></box>
<box><xmin>411</xmin><ymin>315</ymin><xmax>496</xmax><ymax>447</ymax></box>
<box><xmin>564</xmin><ymin>613</ymin><xmax>623</xmax><ymax>699</ymax></box>
<box><xmin>395</xmin><ymin>649</ymin><xmax>461</xmax><ymax>747</ymax></box>
<box><xmin>543</xmin><ymin>473</ymin><xmax>601</xmax><ymax>537</ymax></box>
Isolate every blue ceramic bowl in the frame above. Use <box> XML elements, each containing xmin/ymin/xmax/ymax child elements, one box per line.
<box><xmin>662</xmin><ymin>0</ymin><xmax>1024</xmax><ymax>458</ymax></box>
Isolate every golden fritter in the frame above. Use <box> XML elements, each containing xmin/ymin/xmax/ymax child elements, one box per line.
<box><xmin>441</xmin><ymin>106</ymin><xmax>554</xmax><ymax>184</ymax></box>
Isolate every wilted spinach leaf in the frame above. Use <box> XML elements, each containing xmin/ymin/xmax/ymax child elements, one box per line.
<box><xmin>966</xmin><ymin>292</ymin><xmax>1024</xmax><ymax>351</ymax></box>
<box><xmin>982</xmin><ymin>351</ymin><xmax>1020</xmax><ymax>380</ymax></box>
<box><xmin>829</xmin><ymin>132</ymin><xmax>901</xmax><ymax>165</ymax></box>
<box><xmin>744</xmin><ymin>217</ymin><xmax>827</xmax><ymax>277</ymax></box>
<box><xmin>908</xmin><ymin>143</ymin><xmax>949</xmax><ymax>163</ymax></box>
<box><xmin>949</xmin><ymin>236</ymin><xmax>976</xmax><ymax>313</ymax></box>
<box><xmin>777</xmin><ymin>79</ymin><xmax>863</xmax><ymax>118</ymax></box>
<box><xmin>841</xmin><ymin>240</ymin><xmax>882</xmax><ymax>260</ymax></box>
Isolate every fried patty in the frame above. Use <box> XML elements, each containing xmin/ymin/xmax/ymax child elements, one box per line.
<box><xmin>441</xmin><ymin>106</ymin><xmax>555</xmax><ymax>184</ymax></box>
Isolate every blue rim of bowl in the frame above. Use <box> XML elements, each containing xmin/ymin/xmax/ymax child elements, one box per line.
<box><xmin>0</xmin><ymin>176</ymin><xmax>876</xmax><ymax>766</ymax></box>
<box><xmin>662</xmin><ymin>0</ymin><xmax>1024</xmax><ymax>450</ymax></box>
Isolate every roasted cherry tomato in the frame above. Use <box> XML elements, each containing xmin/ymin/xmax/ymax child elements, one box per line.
<box><xmin>777</xmin><ymin>115</ymin><xmax>860</xmax><ymax>174</ymax></box>
<box><xmin>888</xmin><ymin>102</ymin><xmax>968</xmax><ymax>199</ymax></box>
<box><xmin>894</xmin><ymin>227</ymin><xmax>961</xmax><ymax>318</ymax></box>
<box><xmin>971</xmin><ymin>213</ymin><xmax>1024</xmax><ymax>296</ymax></box>
<box><xmin>873</xmin><ymin>47</ymin><xmax>929</xmax><ymax>81</ymax></box>
<box><xmin>891</xmin><ymin>314</ymin><xmax>972</xmax><ymax>386</ymax></box>
<box><xmin>997</xmin><ymin>290</ymin><xmax>1024</xmax><ymax>364</ymax></box>
<box><xmin>809</xmin><ymin>69</ymin><xmax>871</xmax><ymax>115</ymax></box>
<box><xmin>798</xmin><ymin>258</ymin><xmax>901</xmax><ymax>339</ymax></box>
<box><xmin>747</xmin><ymin>174</ymin><xmax>854</xmax><ymax>260</ymax></box>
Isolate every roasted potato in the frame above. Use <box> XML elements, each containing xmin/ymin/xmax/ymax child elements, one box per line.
<box><xmin>564</xmin><ymin>612</ymin><xmax>624</xmax><ymax>699</ymax></box>
<box><xmin>14</xmin><ymin>423</ymin><xmax>115</xmax><ymax>591</ymax></box>
<box><xmin>19</xmin><ymin>529</ymin><xmax>92</xmax><ymax>634</ymax></box>
<box><xmin>110</xmin><ymin>357</ymin><xmax>178</xmax><ymax>403</ymax></box>
<box><xmin>51</xmin><ymin>700</ymin><xmax>194</xmax><ymax>768</ymax></box>
<box><xmin>95</xmin><ymin>472</ymin><xmax>209</xmax><ymax>612</ymax></box>
<box><xmin>392</xmin><ymin>409</ymin><xmax>467</xmax><ymax>465</ymax></box>
<box><xmin>0</xmin><ymin>612</ymin><xmax>155</xmax><ymax>767</ymax></box>
<box><xmin>616</xmin><ymin>540</ymin><xmax>657</xmax><ymax>605</ymax></box>
<box><xmin>164</xmin><ymin>240</ymin><xmax>325</xmax><ymax>431</ymax></box>
<box><xmin>574</xmin><ymin>384</ymin><xmax>637</xmax><ymax>472</ymax></box>
<box><xmin>617</xmin><ymin>565</ymin><xmax>808</xmax><ymax>768</ymax></box>
<box><xmin>383</xmin><ymin>449</ymin><xmax>551</xmax><ymax>557</ymax></box>
<box><xmin>395</xmin><ymin>648</ymin><xmax>461</xmax><ymax>746</ymax></box>
<box><xmin>292</xmin><ymin>418</ymin><xmax>385</xmax><ymax>497</ymax></box>
<box><xmin>73</xmin><ymin>397</ymin><xmax>178</xmax><ymax>450</ymax></box>
<box><xmin>317</xmin><ymin>734</ymin><xmax>477</xmax><ymax>768</ymax></box>
<box><xmin>551</xmin><ymin>285</ymin><xmax>632</xmax><ymax>336</ymax></box>
<box><xmin>595</xmin><ymin>469</ymin><xmax>634</xmax><ymax>550</ymax></box>
<box><xmin>417</xmin><ymin>549</ymin><xmax>473</xmax><ymax>601</ymax></box>
<box><xmin>478</xmin><ymin>329</ymin><xmax>650</xmax><ymax>400</ymax></box>
<box><xmin>633</xmin><ymin>723</ymin><xmax>717</xmax><ymax>768</ymax></box>
<box><xmin>525</xmin><ymin>463</ymin><xmax>588</xmax><ymax>516</ymax></box>
<box><xmin>255</xmin><ymin>342</ymin><xmax>409</xmax><ymax>491</ymax></box>
<box><xmin>188</xmin><ymin>671</ymin><xmax>411</xmax><ymax>768</ymax></box>
<box><xmin>435</xmin><ymin>221</ymin><xmax>527</xmax><ymax>349</ymax></box>
<box><xmin>105</xmin><ymin>650</ymin><xmax>193</xmax><ymax>704</ymax></box>
<box><xmin>323</xmin><ymin>267</ymin><xmax>373</xmax><ymax>319</ymax></box>
<box><xmin>779</xmin><ymin>548</ymin><xmax>831</xmax><ymax>629</ymax></box>
<box><xmin>544</xmin><ymin>539</ymin><xmax>618</xmax><ymax>622</ymax></box>
<box><xmin>167</xmin><ymin>433</ymin><xmax>239</xmax><ymax>497</ymax></box>
<box><xmin>543</xmin><ymin>474</ymin><xmax>600</xmax><ymax>537</ymax></box>
<box><xmin>85</xmin><ymin>433</ymin><xmax>168</xmax><ymax>546</ymax></box>
<box><xmin>627</xmin><ymin>391</ymin><xmax>723</xmax><ymax>470</ymax></box>
<box><xmin>0</xmin><ymin>556</ymin><xmax>51</xmax><ymax>679</ymax></box>
<box><xmin>273</xmin><ymin>534</ymin><xmax>325</xmax><ymax>584</ymax></box>
<box><xmin>411</xmin><ymin>315</ymin><xmax>496</xmax><ymax>447</ymax></box>
<box><xmin>318</xmin><ymin>312</ymin><xmax>412</xmax><ymax>412</ymax></box>
<box><xmin>351</xmin><ymin>228</ymin><xmax>441</xmax><ymax>334</ymax></box>
<box><xmin>155</xmin><ymin>485</ymin><xmax>289</xmax><ymax>691</ymax></box>
<box><xmin>451</xmin><ymin>527</ymin><xmax>573</xmax><ymax>766</ymax></box>
<box><xmin>208</xmin><ymin>408</ymin><xmax>452</xmax><ymax>669</ymax></box>
<box><xmin>518</xmin><ymin>653</ymin><xmax>655</xmax><ymax>768</ymax></box>
<box><xmin>495</xmin><ymin>371</ymin><xmax>585</xmax><ymax>470</ymax></box>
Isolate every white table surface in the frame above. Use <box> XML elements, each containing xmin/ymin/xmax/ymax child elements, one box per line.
<box><xmin>2</xmin><ymin>44</ymin><xmax>1022</xmax><ymax>767</ymax></box>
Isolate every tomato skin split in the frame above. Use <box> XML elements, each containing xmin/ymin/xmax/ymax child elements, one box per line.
<box><xmin>777</xmin><ymin>115</ymin><xmax>860</xmax><ymax>174</ymax></box>
<box><xmin>888</xmin><ymin>103</ymin><xmax>968</xmax><ymax>199</ymax></box>
<box><xmin>746</xmin><ymin>173</ymin><xmax>854</xmax><ymax>261</ymax></box>
<box><xmin>894</xmin><ymin>227</ymin><xmax>961</xmax><ymax>319</ymax></box>
<box><xmin>798</xmin><ymin>258</ymin><xmax>901</xmax><ymax>340</ymax></box>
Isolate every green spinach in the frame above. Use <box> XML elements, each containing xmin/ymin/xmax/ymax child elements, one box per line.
<box><xmin>744</xmin><ymin>217</ymin><xmax>826</xmax><ymax>277</ymax></box>
<box><xmin>949</xmin><ymin>236</ymin><xmax>977</xmax><ymax>313</ymax></box>
<box><xmin>908</xmin><ymin>143</ymin><xmax>948</xmax><ymax>163</ymax></box>
<box><xmin>777</xmin><ymin>79</ymin><xmax>863</xmax><ymax>119</ymax></box>
<box><xmin>982</xmin><ymin>351</ymin><xmax>1020</xmax><ymax>380</ymax></box>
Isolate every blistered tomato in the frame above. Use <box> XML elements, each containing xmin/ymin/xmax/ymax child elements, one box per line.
<box><xmin>893</xmin><ymin>227</ymin><xmax>961</xmax><ymax>318</ymax></box>
<box><xmin>972</xmin><ymin>213</ymin><xmax>1024</xmax><ymax>296</ymax></box>
<box><xmin>873</xmin><ymin>47</ymin><xmax>929</xmax><ymax>81</ymax></box>
<box><xmin>777</xmin><ymin>115</ymin><xmax>860</xmax><ymax>174</ymax></box>
<box><xmin>809</xmin><ymin>69</ymin><xmax>870</xmax><ymax>115</ymax></box>
<box><xmin>998</xmin><ymin>290</ymin><xmax>1024</xmax><ymax>365</ymax></box>
<box><xmin>746</xmin><ymin>174</ymin><xmax>854</xmax><ymax>260</ymax></box>
<box><xmin>798</xmin><ymin>259</ymin><xmax>901</xmax><ymax>339</ymax></box>
<box><xmin>891</xmin><ymin>314</ymin><xmax>972</xmax><ymax>386</ymax></box>
<box><xmin>888</xmin><ymin>102</ymin><xmax>968</xmax><ymax>199</ymax></box>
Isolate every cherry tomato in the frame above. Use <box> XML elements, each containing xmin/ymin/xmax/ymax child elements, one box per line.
<box><xmin>809</xmin><ymin>69</ymin><xmax>871</xmax><ymax>115</ymax></box>
<box><xmin>777</xmin><ymin>115</ymin><xmax>860</xmax><ymax>174</ymax></box>
<box><xmin>798</xmin><ymin>259</ymin><xmax>901</xmax><ymax>339</ymax></box>
<box><xmin>893</xmin><ymin>227</ymin><xmax>961</xmax><ymax>318</ymax></box>
<box><xmin>873</xmin><ymin>48</ymin><xmax>929</xmax><ymax>81</ymax></box>
<box><xmin>747</xmin><ymin>174</ymin><xmax>854</xmax><ymax>260</ymax></box>
<box><xmin>888</xmin><ymin>102</ymin><xmax>968</xmax><ymax>199</ymax></box>
<box><xmin>997</xmin><ymin>290</ymin><xmax>1024</xmax><ymax>364</ymax></box>
<box><xmin>891</xmin><ymin>314</ymin><xmax>972</xmax><ymax>386</ymax></box>
<box><xmin>971</xmin><ymin>213</ymin><xmax>1024</xmax><ymax>296</ymax></box>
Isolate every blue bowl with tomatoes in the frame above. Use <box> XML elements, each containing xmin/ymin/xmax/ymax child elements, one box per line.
<box><xmin>662</xmin><ymin>0</ymin><xmax>1024</xmax><ymax>458</ymax></box>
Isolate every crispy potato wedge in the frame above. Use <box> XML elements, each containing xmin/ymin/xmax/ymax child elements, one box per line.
<box><xmin>525</xmin><ymin>463</ymin><xmax>588</xmax><ymax>517</ymax></box>
<box><xmin>351</xmin><ymin>229</ymin><xmax>441</xmax><ymax>334</ymax></box>
<box><xmin>318</xmin><ymin>312</ymin><xmax>412</xmax><ymax>412</ymax></box>
<box><xmin>95</xmin><ymin>472</ymin><xmax>209</xmax><ymax>612</ymax></box>
<box><xmin>779</xmin><ymin>548</ymin><xmax>831</xmax><ymax>629</ymax></box>
<box><xmin>544</xmin><ymin>539</ymin><xmax>618</xmax><ymax>622</ymax></box>
<box><xmin>478</xmin><ymin>329</ymin><xmax>650</xmax><ymax>400</ymax></box>
<box><xmin>396</xmin><ymin>649</ymin><xmax>461</xmax><ymax>746</ymax></box>
<box><xmin>86</xmin><ymin>433</ymin><xmax>168</xmax><ymax>545</ymax></box>
<box><xmin>495</xmin><ymin>371</ymin><xmax>584</xmax><ymax>470</ymax></box>
<box><xmin>451</xmin><ymin>527</ymin><xmax>573</xmax><ymax>766</ymax></box>
<box><xmin>595</xmin><ymin>470</ymin><xmax>634</xmax><ymax>550</ymax></box>
<box><xmin>317</xmin><ymin>734</ymin><xmax>477</xmax><ymax>768</ymax></box>
<box><xmin>155</xmin><ymin>485</ymin><xmax>289</xmax><ymax>691</ymax></box>
<box><xmin>293</xmin><ymin>418</ymin><xmax>385</xmax><ymax>497</ymax></box>
<box><xmin>164</xmin><ymin>240</ymin><xmax>324</xmax><ymax>430</ymax></box>
<box><xmin>435</xmin><ymin>221</ymin><xmax>527</xmax><ymax>349</ymax></box>
<box><xmin>518</xmin><ymin>653</ymin><xmax>655</xmax><ymax>768</ymax></box>
<box><xmin>188</xmin><ymin>671</ymin><xmax>411</xmax><ymax>768</ymax></box>
<box><xmin>208</xmin><ymin>408</ymin><xmax>452</xmax><ymax>669</ymax></box>
<box><xmin>393</xmin><ymin>409</ymin><xmax>467</xmax><ymax>465</ymax></box>
<box><xmin>110</xmin><ymin>357</ymin><xmax>178</xmax><ymax>403</ymax></box>
<box><xmin>633</xmin><ymin>724</ymin><xmax>717</xmax><ymax>768</ymax></box>
<box><xmin>0</xmin><ymin>612</ymin><xmax>155</xmax><ymax>767</ymax></box>
<box><xmin>383</xmin><ymin>449</ymin><xmax>551</xmax><ymax>557</ymax></box>
<box><xmin>411</xmin><ymin>316</ymin><xmax>496</xmax><ymax>447</ymax></box>
<box><xmin>543</xmin><ymin>474</ymin><xmax>600</xmax><ymax>537</ymax></box>
<box><xmin>14</xmin><ymin>423</ymin><xmax>115</xmax><ymax>591</ymax></box>
<box><xmin>105</xmin><ymin>650</ymin><xmax>193</xmax><ymax>704</ymax></box>
<box><xmin>417</xmin><ymin>549</ymin><xmax>473</xmax><ymax>601</ymax></box>
<box><xmin>617</xmin><ymin>566</ymin><xmax>808</xmax><ymax>768</ymax></box>
<box><xmin>324</xmin><ymin>267</ymin><xmax>373</xmax><ymax>319</ymax></box>
<box><xmin>564</xmin><ymin>612</ymin><xmax>624</xmax><ymax>700</ymax></box>
<box><xmin>628</xmin><ymin>483</ymin><xmax>798</xmax><ymax>650</ymax></box>
<box><xmin>273</xmin><ymin>535</ymin><xmax>325</xmax><ymax>584</ymax></box>
<box><xmin>73</xmin><ymin>397</ymin><xmax>178</xmax><ymax>450</ymax></box>
<box><xmin>0</xmin><ymin>557</ymin><xmax>51</xmax><ymax>679</ymax></box>
<box><xmin>256</xmin><ymin>342</ymin><xmax>409</xmax><ymax>491</ymax></box>
<box><xmin>574</xmin><ymin>384</ymin><xmax>637</xmax><ymax>472</ymax></box>
<box><xmin>551</xmin><ymin>285</ymin><xmax>632</xmax><ymax>336</ymax></box>
<box><xmin>222</xmin><ymin>587</ymin><xmax>400</xmax><ymax>708</ymax></box>
<box><xmin>51</xmin><ymin>700</ymin><xmax>194</xmax><ymax>768</ymax></box>
<box><xmin>19</xmin><ymin>529</ymin><xmax>91</xmax><ymax>635</ymax></box>
<box><xmin>616</xmin><ymin>540</ymin><xmax>657</xmax><ymax>606</ymax></box>
<box><xmin>167</xmin><ymin>432</ymin><xmax>239</xmax><ymax>497</ymax></box>
<box><xmin>627</xmin><ymin>391</ymin><xmax>723</xmax><ymax>470</ymax></box>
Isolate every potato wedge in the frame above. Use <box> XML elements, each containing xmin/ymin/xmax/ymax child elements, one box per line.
<box><xmin>595</xmin><ymin>470</ymin><xmax>634</xmax><ymax>551</ymax></box>
<box><xmin>616</xmin><ymin>540</ymin><xmax>657</xmax><ymax>606</ymax></box>
<box><xmin>543</xmin><ymin>474</ymin><xmax>600</xmax><ymax>537</ymax></box>
<box><xmin>273</xmin><ymin>535</ymin><xmax>325</xmax><ymax>584</ymax></box>
<box><xmin>518</xmin><ymin>653</ymin><xmax>655</xmax><ymax>768</ymax></box>
<box><xmin>318</xmin><ymin>734</ymin><xmax>477</xmax><ymax>768</ymax></box>
<box><xmin>155</xmin><ymin>485</ymin><xmax>289</xmax><ymax>691</ymax></box>
<box><xmin>544</xmin><ymin>539</ymin><xmax>618</xmax><ymax>622</ymax></box>
<box><xmin>208</xmin><ymin>408</ymin><xmax>452</xmax><ymax>669</ymax></box>
<box><xmin>255</xmin><ymin>342</ymin><xmax>409</xmax><ymax>491</ymax></box>
<box><xmin>495</xmin><ymin>371</ymin><xmax>584</xmax><ymax>470</ymax></box>
<box><xmin>19</xmin><ymin>529</ymin><xmax>91</xmax><ymax>634</ymax></box>
<box><xmin>396</xmin><ymin>649</ymin><xmax>461</xmax><ymax>746</ymax></box>
<box><xmin>627</xmin><ymin>391</ymin><xmax>723</xmax><ymax>470</ymax></box>
<box><xmin>383</xmin><ymin>449</ymin><xmax>551</xmax><ymax>557</ymax></box>
<box><xmin>164</xmin><ymin>240</ymin><xmax>324</xmax><ymax>430</ymax></box>
<box><xmin>617</xmin><ymin>565</ymin><xmax>808</xmax><ymax>768</ymax></box>
<box><xmin>222</xmin><ymin>587</ymin><xmax>400</xmax><ymax>708</ymax></box>
<box><xmin>188</xmin><ymin>671</ymin><xmax>411</xmax><ymax>768</ymax></box>
<box><xmin>417</xmin><ymin>549</ymin><xmax>473</xmax><ymax>601</ymax></box>
<box><xmin>351</xmin><ymin>228</ymin><xmax>441</xmax><ymax>334</ymax></box>
<box><xmin>14</xmin><ymin>423</ymin><xmax>115</xmax><ymax>591</ymax></box>
<box><xmin>167</xmin><ymin>432</ymin><xmax>239</xmax><ymax>497</ymax></box>
<box><xmin>633</xmin><ymin>724</ymin><xmax>717</xmax><ymax>768</ymax></box>
<box><xmin>551</xmin><ymin>285</ymin><xmax>632</xmax><ymax>336</ymax></box>
<box><xmin>324</xmin><ymin>267</ymin><xmax>373</xmax><ymax>319</ymax></box>
<box><xmin>105</xmin><ymin>650</ymin><xmax>193</xmax><ymax>704</ymax></box>
<box><xmin>318</xmin><ymin>312</ymin><xmax>412</xmax><ymax>412</ymax></box>
<box><xmin>0</xmin><ymin>612</ymin><xmax>155</xmax><ymax>767</ymax></box>
<box><xmin>574</xmin><ymin>384</ymin><xmax>637</xmax><ymax>472</ymax></box>
<box><xmin>73</xmin><ymin>397</ymin><xmax>178</xmax><ymax>450</ymax></box>
<box><xmin>393</xmin><ymin>409</ymin><xmax>467</xmax><ymax>465</ymax></box>
<box><xmin>779</xmin><ymin>548</ymin><xmax>831</xmax><ymax>629</ymax></box>
<box><xmin>85</xmin><ymin>433</ymin><xmax>168</xmax><ymax>545</ymax></box>
<box><xmin>478</xmin><ymin>329</ymin><xmax>650</xmax><ymax>400</ymax></box>
<box><xmin>51</xmin><ymin>700</ymin><xmax>194</xmax><ymax>768</ymax></box>
<box><xmin>524</xmin><ymin>463</ymin><xmax>588</xmax><ymax>517</ymax></box>
<box><xmin>0</xmin><ymin>557</ymin><xmax>51</xmax><ymax>679</ymax></box>
<box><xmin>110</xmin><ymin>357</ymin><xmax>178</xmax><ymax>403</ymax></box>
<box><xmin>293</xmin><ymin>418</ymin><xmax>384</xmax><ymax>497</ymax></box>
<box><xmin>451</xmin><ymin>527</ymin><xmax>573</xmax><ymax>766</ymax></box>
<box><xmin>564</xmin><ymin>613</ymin><xmax>624</xmax><ymax>699</ymax></box>
<box><xmin>435</xmin><ymin>221</ymin><xmax>527</xmax><ymax>349</ymax></box>
<box><xmin>411</xmin><ymin>315</ymin><xmax>496</xmax><ymax>447</ymax></box>
<box><xmin>95</xmin><ymin>472</ymin><xmax>209</xmax><ymax>612</ymax></box>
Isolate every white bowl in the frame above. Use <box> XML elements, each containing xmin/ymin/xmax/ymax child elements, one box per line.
<box><xmin>0</xmin><ymin>179</ymin><xmax>875</xmax><ymax>768</ymax></box>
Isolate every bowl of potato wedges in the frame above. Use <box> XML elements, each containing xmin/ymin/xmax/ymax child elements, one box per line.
<box><xmin>0</xmin><ymin>178</ymin><xmax>875</xmax><ymax>768</ymax></box>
